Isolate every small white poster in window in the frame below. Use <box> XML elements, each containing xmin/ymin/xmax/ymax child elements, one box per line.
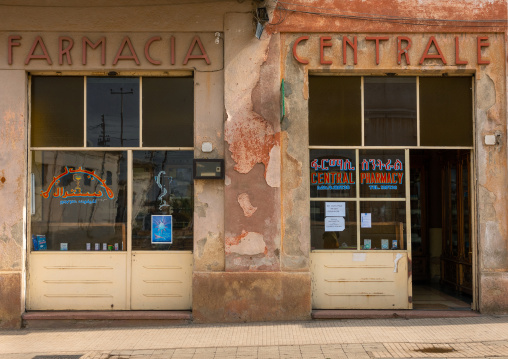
<box><xmin>325</xmin><ymin>217</ymin><xmax>345</xmax><ymax>232</ymax></box>
<box><xmin>325</xmin><ymin>202</ymin><xmax>346</xmax><ymax>217</ymax></box>
<box><xmin>361</xmin><ymin>213</ymin><xmax>372</xmax><ymax>228</ymax></box>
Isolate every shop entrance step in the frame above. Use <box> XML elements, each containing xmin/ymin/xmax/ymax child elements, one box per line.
<box><xmin>22</xmin><ymin>310</ymin><xmax>192</xmax><ymax>329</ymax></box>
<box><xmin>312</xmin><ymin>309</ymin><xmax>481</xmax><ymax>320</ymax></box>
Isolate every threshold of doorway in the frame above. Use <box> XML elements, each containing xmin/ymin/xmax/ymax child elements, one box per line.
<box><xmin>22</xmin><ymin>310</ymin><xmax>192</xmax><ymax>329</ymax></box>
<box><xmin>312</xmin><ymin>309</ymin><xmax>481</xmax><ymax>320</ymax></box>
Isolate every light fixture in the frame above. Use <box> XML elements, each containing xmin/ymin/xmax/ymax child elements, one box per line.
<box><xmin>255</xmin><ymin>6</ymin><xmax>269</xmax><ymax>40</ymax></box>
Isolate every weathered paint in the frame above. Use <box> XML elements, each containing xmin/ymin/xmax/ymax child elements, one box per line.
<box><xmin>223</xmin><ymin>13</ymin><xmax>282</xmax><ymax>272</ymax></box>
<box><xmin>268</xmin><ymin>0</ymin><xmax>507</xmax><ymax>34</ymax></box>
<box><xmin>0</xmin><ymin>70</ymin><xmax>27</xmax><ymax>328</ymax></box>
<box><xmin>0</xmin><ymin>0</ymin><xmax>507</xmax><ymax>327</ymax></box>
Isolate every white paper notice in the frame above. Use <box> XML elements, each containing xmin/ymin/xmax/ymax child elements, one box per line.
<box><xmin>325</xmin><ymin>217</ymin><xmax>345</xmax><ymax>232</ymax></box>
<box><xmin>361</xmin><ymin>213</ymin><xmax>372</xmax><ymax>228</ymax></box>
<box><xmin>325</xmin><ymin>202</ymin><xmax>346</xmax><ymax>217</ymax></box>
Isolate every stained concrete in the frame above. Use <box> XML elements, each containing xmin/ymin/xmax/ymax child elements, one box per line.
<box><xmin>0</xmin><ymin>273</ymin><xmax>21</xmax><ymax>329</ymax></box>
<box><xmin>192</xmin><ymin>272</ymin><xmax>311</xmax><ymax>323</ymax></box>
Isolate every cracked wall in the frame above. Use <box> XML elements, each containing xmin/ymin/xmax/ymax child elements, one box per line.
<box><xmin>223</xmin><ymin>13</ymin><xmax>282</xmax><ymax>272</ymax></box>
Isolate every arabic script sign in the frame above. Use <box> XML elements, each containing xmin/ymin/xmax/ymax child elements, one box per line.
<box><xmin>40</xmin><ymin>167</ymin><xmax>114</xmax><ymax>204</ymax></box>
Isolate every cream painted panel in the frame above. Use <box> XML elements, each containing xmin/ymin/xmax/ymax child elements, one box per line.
<box><xmin>27</xmin><ymin>252</ymin><xmax>128</xmax><ymax>310</ymax></box>
<box><xmin>311</xmin><ymin>252</ymin><xmax>409</xmax><ymax>309</ymax></box>
<box><xmin>130</xmin><ymin>252</ymin><xmax>192</xmax><ymax>310</ymax></box>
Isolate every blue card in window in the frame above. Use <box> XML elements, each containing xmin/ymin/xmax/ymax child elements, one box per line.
<box><xmin>151</xmin><ymin>215</ymin><xmax>172</xmax><ymax>244</ymax></box>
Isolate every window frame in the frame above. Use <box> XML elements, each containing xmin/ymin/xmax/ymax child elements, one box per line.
<box><xmin>308</xmin><ymin>74</ymin><xmax>475</xmax><ymax>253</ymax></box>
<box><xmin>27</xmin><ymin>73</ymin><xmax>195</xmax><ymax>253</ymax></box>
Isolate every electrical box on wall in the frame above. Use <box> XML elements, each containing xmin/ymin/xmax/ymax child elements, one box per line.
<box><xmin>193</xmin><ymin>159</ymin><xmax>225</xmax><ymax>179</ymax></box>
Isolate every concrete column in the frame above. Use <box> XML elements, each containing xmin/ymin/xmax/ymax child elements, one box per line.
<box><xmin>0</xmin><ymin>70</ymin><xmax>27</xmax><ymax>328</ymax></box>
<box><xmin>192</xmin><ymin>13</ymin><xmax>311</xmax><ymax>323</ymax></box>
<box><xmin>475</xmin><ymin>49</ymin><xmax>508</xmax><ymax>314</ymax></box>
<box><xmin>193</xmin><ymin>70</ymin><xmax>225</xmax><ymax>272</ymax></box>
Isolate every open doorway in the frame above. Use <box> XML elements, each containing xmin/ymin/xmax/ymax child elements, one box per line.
<box><xmin>410</xmin><ymin>149</ymin><xmax>473</xmax><ymax>310</ymax></box>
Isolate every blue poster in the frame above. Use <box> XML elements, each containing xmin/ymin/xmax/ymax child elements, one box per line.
<box><xmin>151</xmin><ymin>215</ymin><xmax>173</xmax><ymax>244</ymax></box>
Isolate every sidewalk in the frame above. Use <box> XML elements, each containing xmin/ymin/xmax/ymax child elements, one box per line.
<box><xmin>1</xmin><ymin>316</ymin><xmax>508</xmax><ymax>359</ymax></box>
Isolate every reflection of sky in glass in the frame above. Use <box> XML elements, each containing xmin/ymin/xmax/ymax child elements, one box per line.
<box><xmin>87</xmin><ymin>78</ymin><xmax>139</xmax><ymax>147</ymax></box>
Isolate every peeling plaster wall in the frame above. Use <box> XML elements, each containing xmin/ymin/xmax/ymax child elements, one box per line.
<box><xmin>0</xmin><ymin>70</ymin><xmax>27</xmax><ymax>328</ymax></box>
<box><xmin>191</xmin><ymin>12</ymin><xmax>311</xmax><ymax>322</ymax></box>
<box><xmin>223</xmin><ymin>13</ymin><xmax>282</xmax><ymax>272</ymax></box>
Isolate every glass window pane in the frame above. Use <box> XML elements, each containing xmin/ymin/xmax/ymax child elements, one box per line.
<box><xmin>87</xmin><ymin>77</ymin><xmax>140</xmax><ymax>147</ymax></box>
<box><xmin>310</xmin><ymin>149</ymin><xmax>356</xmax><ymax>198</ymax></box>
<box><xmin>364</xmin><ymin>77</ymin><xmax>417</xmax><ymax>146</ymax></box>
<box><xmin>311</xmin><ymin>201</ymin><xmax>357</xmax><ymax>250</ymax></box>
<box><xmin>420</xmin><ymin>77</ymin><xmax>473</xmax><ymax>146</ymax></box>
<box><xmin>31</xmin><ymin>76</ymin><xmax>84</xmax><ymax>147</ymax></box>
<box><xmin>31</xmin><ymin>151</ymin><xmax>127</xmax><ymax>251</ymax></box>
<box><xmin>142</xmin><ymin>77</ymin><xmax>194</xmax><ymax>147</ymax></box>
<box><xmin>132</xmin><ymin>151</ymin><xmax>193</xmax><ymax>250</ymax></box>
<box><xmin>309</xmin><ymin>76</ymin><xmax>361</xmax><ymax>146</ymax></box>
<box><xmin>359</xmin><ymin>150</ymin><xmax>405</xmax><ymax>198</ymax></box>
<box><xmin>360</xmin><ymin>201</ymin><xmax>406</xmax><ymax>250</ymax></box>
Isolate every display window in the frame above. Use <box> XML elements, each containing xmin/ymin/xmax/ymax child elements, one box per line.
<box><xmin>309</xmin><ymin>75</ymin><xmax>472</xmax><ymax>251</ymax></box>
<box><xmin>29</xmin><ymin>75</ymin><xmax>194</xmax><ymax>252</ymax></box>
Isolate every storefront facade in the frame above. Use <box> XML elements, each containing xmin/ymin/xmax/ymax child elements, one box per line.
<box><xmin>0</xmin><ymin>0</ymin><xmax>507</xmax><ymax>328</ymax></box>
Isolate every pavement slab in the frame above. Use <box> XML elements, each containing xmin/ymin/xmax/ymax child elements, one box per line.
<box><xmin>0</xmin><ymin>316</ymin><xmax>507</xmax><ymax>358</ymax></box>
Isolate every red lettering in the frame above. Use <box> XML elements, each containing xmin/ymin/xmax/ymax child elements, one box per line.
<box><xmin>419</xmin><ymin>36</ymin><xmax>447</xmax><ymax>65</ymax></box>
<box><xmin>398</xmin><ymin>173</ymin><xmax>404</xmax><ymax>184</ymax></box>
<box><xmin>311</xmin><ymin>173</ymin><xmax>317</xmax><ymax>184</ymax></box>
<box><xmin>375</xmin><ymin>173</ymin><xmax>381</xmax><ymax>183</ymax></box>
<box><xmin>324</xmin><ymin>173</ymin><xmax>330</xmax><ymax>183</ymax></box>
<box><xmin>342</xmin><ymin>172</ymin><xmax>349</xmax><ymax>184</ymax></box>
<box><xmin>183</xmin><ymin>36</ymin><xmax>210</xmax><ymax>65</ymax></box>
<box><xmin>361</xmin><ymin>173</ymin><xmax>367</xmax><ymax>184</ymax></box>
<box><xmin>477</xmin><ymin>36</ymin><xmax>490</xmax><ymax>65</ymax></box>
<box><xmin>59</xmin><ymin>36</ymin><xmax>73</xmax><ymax>65</ymax></box>
<box><xmin>380</xmin><ymin>173</ymin><xmax>387</xmax><ymax>183</ymax></box>
<box><xmin>25</xmin><ymin>36</ymin><xmax>52</xmax><ymax>65</ymax></box>
<box><xmin>343</xmin><ymin>36</ymin><xmax>357</xmax><ymax>65</ymax></box>
<box><xmin>349</xmin><ymin>172</ymin><xmax>355</xmax><ymax>184</ymax></box>
<box><xmin>455</xmin><ymin>36</ymin><xmax>468</xmax><ymax>65</ymax></box>
<box><xmin>320</xmin><ymin>36</ymin><xmax>332</xmax><ymax>65</ymax></box>
<box><xmin>144</xmin><ymin>36</ymin><xmax>161</xmax><ymax>65</ymax></box>
<box><xmin>170</xmin><ymin>36</ymin><xmax>175</xmax><ymax>65</ymax></box>
<box><xmin>113</xmin><ymin>36</ymin><xmax>140</xmax><ymax>65</ymax></box>
<box><xmin>366</xmin><ymin>36</ymin><xmax>389</xmax><ymax>65</ymax></box>
<box><xmin>293</xmin><ymin>36</ymin><xmax>309</xmax><ymax>64</ymax></box>
<box><xmin>82</xmin><ymin>37</ymin><xmax>106</xmax><ymax>65</ymax></box>
<box><xmin>397</xmin><ymin>36</ymin><xmax>411</xmax><ymax>65</ymax></box>
<box><xmin>8</xmin><ymin>35</ymin><xmax>21</xmax><ymax>65</ymax></box>
<box><xmin>318</xmin><ymin>173</ymin><xmax>324</xmax><ymax>184</ymax></box>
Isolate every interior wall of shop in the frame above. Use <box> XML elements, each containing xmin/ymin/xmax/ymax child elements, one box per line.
<box><xmin>275</xmin><ymin>0</ymin><xmax>507</xmax><ymax>314</ymax></box>
<box><xmin>0</xmin><ymin>0</ymin><xmax>247</xmax><ymax>328</ymax></box>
